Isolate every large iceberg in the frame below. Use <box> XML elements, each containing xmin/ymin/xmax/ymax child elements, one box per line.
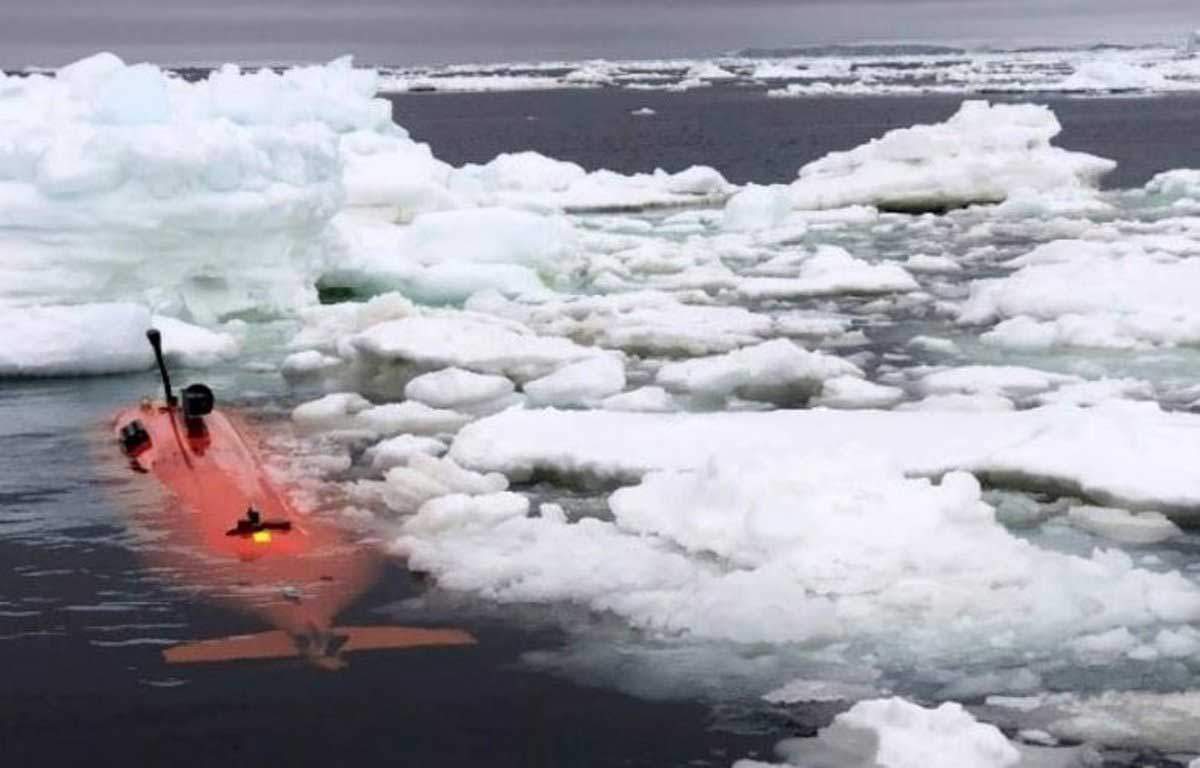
<box><xmin>0</xmin><ymin>53</ymin><xmax>386</xmax><ymax>320</ymax></box>
<box><xmin>787</xmin><ymin>101</ymin><xmax>1115</xmax><ymax>213</ymax></box>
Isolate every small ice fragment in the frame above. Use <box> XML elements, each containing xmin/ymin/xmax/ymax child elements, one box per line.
<box><xmin>1067</xmin><ymin>506</ymin><xmax>1181</xmax><ymax>544</ymax></box>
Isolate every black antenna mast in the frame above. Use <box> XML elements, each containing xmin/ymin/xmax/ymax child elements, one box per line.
<box><xmin>145</xmin><ymin>329</ymin><xmax>176</xmax><ymax>406</ymax></box>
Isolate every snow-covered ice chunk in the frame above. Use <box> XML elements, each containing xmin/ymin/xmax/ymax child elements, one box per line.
<box><xmin>1037</xmin><ymin>690</ymin><xmax>1200</xmax><ymax>751</ymax></box>
<box><xmin>686</xmin><ymin>62</ymin><xmax>736</xmax><ymax>80</ymax></box>
<box><xmin>150</xmin><ymin>315</ymin><xmax>240</xmax><ymax>368</ymax></box>
<box><xmin>403</xmin><ymin>492</ymin><xmax>531</xmax><ymax>536</ymax></box>
<box><xmin>904</xmin><ymin>254</ymin><xmax>963</xmax><ymax>274</ymax></box>
<box><xmin>735</xmin><ymin>246</ymin><xmax>918</xmax><ymax>298</ymax></box>
<box><xmin>381</xmin><ymin>454</ymin><xmax>509</xmax><ymax>515</ymax></box>
<box><xmin>0</xmin><ymin>303</ymin><xmax>152</xmax><ymax>377</ymax></box>
<box><xmin>917</xmin><ymin>365</ymin><xmax>1079</xmax><ymax>398</ymax></box>
<box><xmin>750</xmin><ymin>62</ymin><xmax>810</xmax><ymax>80</ymax></box>
<box><xmin>523</xmin><ymin>355</ymin><xmax>626</xmax><ymax>407</ymax></box>
<box><xmin>907</xmin><ymin>336</ymin><xmax>960</xmax><ymax>356</ymax></box>
<box><xmin>328</xmin><ymin>207</ymin><xmax>577</xmax><ymax>304</ymax></box>
<box><xmin>963</xmin><ymin>240</ymin><xmax>1200</xmax><ymax>350</ymax></box>
<box><xmin>563</xmin><ymin>63</ymin><xmax>615</xmax><ymax>86</ymax></box>
<box><xmin>451</xmin><ymin>151</ymin><xmax>731</xmax><ymax>212</ymax></box>
<box><xmin>0</xmin><ymin>303</ymin><xmax>235</xmax><ymax>377</ymax></box>
<box><xmin>1032</xmin><ymin>379</ymin><xmax>1153</xmax><ymax>407</ymax></box>
<box><xmin>767</xmin><ymin>698</ymin><xmax>1019</xmax><ymax>768</ymax></box>
<box><xmin>291</xmin><ymin>392</ymin><xmax>469</xmax><ymax>436</ymax></box>
<box><xmin>788</xmin><ymin>101</ymin><xmax>1115</xmax><ymax>213</ymax></box>
<box><xmin>655</xmin><ymin>339</ymin><xmax>861</xmax><ymax>405</ymax></box>
<box><xmin>291</xmin><ymin>392</ymin><xmax>371</xmax><ymax>431</ymax></box>
<box><xmin>601</xmin><ymin>386</ymin><xmax>677</xmax><ymax>413</ymax></box>
<box><xmin>1067</xmin><ymin>506</ymin><xmax>1181</xmax><ymax>545</ymax></box>
<box><xmin>1057</xmin><ymin>60</ymin><xmax>1168</xmax><ymax>92</ymax></box>
<box><xmin>404</xmin><ymin>368</ymin><xmax>515</xmax><ymax>410</ymax></box>
<box><xmin>364</xmin><ymin>434</ymin><xmax>448</xmax><ymax>471</ymax></box>
<box><xmin>281</xmin><ymin>350</ymin><xmax>343</xmax><ymax>377</ymax></box>
<box><xmin>722</xmin><ymin>185</ymin><xmax>794</xmax><ymax>232</ymax></box>
<box><xmin>665</xmin><ymin>165</ymin><xmax>729</xmax><ymax>196</ymax></box>
<box><xmin>354</xmin><ymin>401</ymin><xmax>473</xmax><ymax>436</ymax></box>
<box><xmin>288</xmin><ymin>292</ymin><xmax>418</xmax><ymax>353</ymax></box>
<box><xmin>472</xmin><ymin>290</ymin><xmax>773</xmax><ymax>356</ymax></box>
<box><xmin>351</xmin><ymin>314</ymin><xmax>600</xmax><ymax>381</ymax></box>
<box><xmin>813</xmin><ymin>375</ymin><xmax>904</xmax><ymax>409</ymax></box>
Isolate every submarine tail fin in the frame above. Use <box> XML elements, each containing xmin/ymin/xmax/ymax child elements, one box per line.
<box><xmin>163</xmin><ymin>626</ymin><xmax>476</xmax><ymax>667</ymax></box>
<box><xmin>163</xmin><ymin>630</ymin><xmax>298</xmax><ymax>664</ymax></box>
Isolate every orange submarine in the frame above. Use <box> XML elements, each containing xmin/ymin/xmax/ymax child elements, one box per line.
<box><xmin>113</xmin><ymin>328</ymin><xmax>474</xmax><ymax>669</ymax></box>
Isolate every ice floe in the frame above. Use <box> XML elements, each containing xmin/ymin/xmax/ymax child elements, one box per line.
<box><xmin>734</xmin><ymin>246</ymin><xmax>918</xmax><ymax>298</ymax></box>
<box><xmin>450</xmin><ymin>405</ymin><xmax>1200</xmax><ymax>515</ymax></box>
<box><xmin>349</xmin><ymin>313</ymin><xmax>601</xmax><ymax>381</ymax></box>
<box><xmin>1057</xmin><ymin>60</ymin><xmax>1169</xmax><ymax>93</ymax></box>
<box><xmin>0</xmin><ymin>303</ymin><xmax>237</xmax><ymax>377</ymax></box>
<box><xmin>654</xmin><ymin>339</ymin><xmax>860</xmax><ymax>406</ymax></box>
<box><xmin>1066</xmin><ymin>505</ymin><xmax>1181</xmax><ymax>545</ymax></box>
<box><xmin>403</xmin><ymin>368</ymin><xmax>516</xmax><ymax>411</ymax></box>
<box><xmin>787</xmin><ymin>101</ymin><xmax>1115</xmax><ymax>213</ymax></box>
<box><xmin>397</xmin><ymin>441</ymin><xmax>1200</xmax><ymax>666</ymax></box>
<box><xmin>524</xmin><ymin>355</ymin><xmax>626</xmax><ymax>407</ymax></box>
<box><xmin>963</xmin><ymin>239</ymin><xmax>1200</xmax><ymax>349</ymax></box>
<box><xmin>740</xmin><ymin>698</ymin><xmax>1021</xmax><ymax>768</ymax></box>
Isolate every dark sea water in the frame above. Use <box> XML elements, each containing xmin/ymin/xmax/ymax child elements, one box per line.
<box><xmin>5</xmin><ymin>88</ymin><xmax>1200</xmax><ymax>767</ymax></box>
<box><xmin>390</xmin><ymin>87</ymin><xmax>1200</xmax><ymax>190</ymax></box>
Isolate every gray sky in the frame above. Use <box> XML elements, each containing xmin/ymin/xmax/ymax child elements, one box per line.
<box><xmin>1</xmin><ymin>0</ymin><xmax>1197</xmax><ymax>68</ymax></box>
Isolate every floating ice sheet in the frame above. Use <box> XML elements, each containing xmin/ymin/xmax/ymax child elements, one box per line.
<box><xmin>450</xmin><ymin>404</ymin><xmax>1200</xmax><ymax>515</ymax></box>
<box><xmin>787</xmin><ymin>101</ymin><xmax>1114</xmax><ymax>214</ymax></box>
